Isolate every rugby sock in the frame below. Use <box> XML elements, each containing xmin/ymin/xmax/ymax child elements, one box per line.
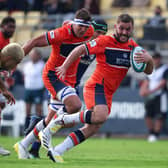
<box><xmin>43</xmin><ymin>110</ymin><xmax>92</xmax><ymax>136</ymax></box>
<box><xmin>42</xmin><ymin>107</ymin><xmax>68</xmax><ymax>135</ymax></box>
<box><xmin>31</xmin><ymin>141</ymin><xmax>41</xmax><ymax>151</ymax></box>
<box><xmin>62</xmin><ymin>110</ymin><xmax>92</xmax><ymax>124</ymax></box>
<box><xmin>54</xmin><ymin>129</ymin><xmax>85</xmax><ymax>155</ymax></box>
<box><xmin>21</xmin><ymin>119</ymin><xmax>46</xmax><ymax>148</ymax></box>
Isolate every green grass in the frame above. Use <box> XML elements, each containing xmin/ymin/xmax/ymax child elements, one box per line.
<box><xmin>1</xmin><ymin>136</ymin><xmax>168</xmax><ymax>168</ymax></box>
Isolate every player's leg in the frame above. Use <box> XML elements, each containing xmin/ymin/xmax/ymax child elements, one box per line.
<box><xmin>44</xmin><ymin>83</ymin><xmax>109</xmax><ymax>134</ymax></box>
<box><xmin>153</xmin><ymin>94</ymin><xmax>167</xmax><ymax>142</ymax></box>
<box><xmin>46</xmin><ymin>84</ymin><xmax>111</xmax><ymax>162</ymax></box>
<box><xmin>28</xmin><ymin>89</ymin><xmax>44</xmax><ymax>158</ymax></box>
<box><xmin>47</xmin><ymin>123</ymin><xmax>102</xmax><ymax>162</ymax></box>
<box><xmin>39</xmin><ymin>87</ymin><xmax>81</xmax><ymax>150</ymax></box>
<box><xmin>38</xmin><ymin>71</ymin><xmax>81</xmax><ymax>149</ymax></box>
<box><xmin>24</xmin><ymin>90</ymin><xmax>32</xmax><ymax>131</ymax></box>
<box><xmin>0</xmin><ymin>94</ymin><xmax>10</xmax><ymax>156</ymax></box>
<box><xmin>26</xmin><ymin>115</ymin><xmax>43</xmax><ymax>159</ymax></box>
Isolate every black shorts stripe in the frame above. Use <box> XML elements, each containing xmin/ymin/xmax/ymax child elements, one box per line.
<box><xmin>95</xmin><ymin>83</ymin><xmax>107</xmax><ymax>105</ymax></box>
<box><xmin>47</xmin><ymin>70</ymin><xmax>67</xmax><ymax>93</ymax></box>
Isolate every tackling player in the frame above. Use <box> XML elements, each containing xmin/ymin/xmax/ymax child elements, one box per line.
<box><xmin>0</xmin><ymin>16</ymin><xmax>17</xmax><ymax>156</ymax></box>
<box><xmin>45</xmin><ymin>14</ymin><xmax>154</xmax><ymax>162</ymax></box>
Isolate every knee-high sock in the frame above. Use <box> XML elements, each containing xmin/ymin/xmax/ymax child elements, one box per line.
<box><xmin>54</xmin><ymin>129</ymin><xmax>85</xmax><ymax>155</ymax></box>
<box><xmin>21</xmin><ymin>119</ymin><xmax>46</xmax><ymax>149</ymax></box>
<box><xmin>63</xmin><ymin>110</ymin><xmax>92</xmax><ymax>124</ymax></box>
<box><xmin>43</xmin><ymin>110</ymin><xmax>92</xmax><ymax>136</ymax></box>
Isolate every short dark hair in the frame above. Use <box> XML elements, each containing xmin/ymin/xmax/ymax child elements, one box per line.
<box><xmin>1</xmin><ymin>16</ymin><xmax>16</xmax><ymax>26</ymax></box>
<box><xmin>75</xmin><ymin>8</ymin><xmax>92</xmax><ymax>22</ymax></box>
<box><xmin>117</xmin><ymin>14</ymin><xmax>134</xmax><ymax>26</ymax></box>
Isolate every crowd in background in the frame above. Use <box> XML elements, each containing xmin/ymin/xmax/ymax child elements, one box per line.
<box><xmin>0</xmin><ymin>0</ymin><xmax>100</xmax><ymax>15</ymax></box>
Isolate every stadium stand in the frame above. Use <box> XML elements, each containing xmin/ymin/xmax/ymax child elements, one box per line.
<box><xmin>25</xmin><ymin>11</ymin><xmax>41</xmax><ymax>26</ymax></box>
<box><xmin>11</xmin><ymin>11</ymin><xmax>25</xmax><ymax>26</ymax></box>
<box><xmin>0</xmin><ymin>11</ymin><xmax>8</xmax><ymax>18</ymax></box>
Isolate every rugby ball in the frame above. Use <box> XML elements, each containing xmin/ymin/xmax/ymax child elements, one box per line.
<box><xmin>1</xmin><ymin>43</ymin><xmax>24</xmax><ymax>62</ymax></box>
<box><xmin>130</xmin><ymin>46</ymin><xmax>147</xmax><ymax>72</ymax></box>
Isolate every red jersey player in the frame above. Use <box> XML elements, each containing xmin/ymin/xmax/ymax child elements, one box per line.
<box><xmin>14</xmin><ymin>8</ymin><xmax>94</xmax><ymax>160</ymax></box>
<box><xmin>45</xmin><ymin>14</ymin><xmax>154</xmax><ymax>163</ymax></box>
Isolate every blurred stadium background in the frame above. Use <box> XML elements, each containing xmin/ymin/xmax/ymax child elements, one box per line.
<box><xmin>1</xmin><ymin>0</ymin><xmax>168</xmax><ymax>138</ymax></box>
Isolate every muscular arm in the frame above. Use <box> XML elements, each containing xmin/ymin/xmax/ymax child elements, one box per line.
<box><xmin>23</xmin><ymin>34</ymin><xmax>49</xmax><ymax>56</ymax></box>
<box><xmin>56</xmin><ymin>44</ymin><xmax>87</xmax><ymax>79</ymax></box>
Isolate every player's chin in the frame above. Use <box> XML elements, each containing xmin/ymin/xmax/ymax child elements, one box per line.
<box><xmin>78</xmin><ymin>32</ymin><xmax>86</xmax><ymax>37</ymax></box>
<box><xmin>119</xmin><ymin>36</ymin><xmax>129</xmax><ymax>43</ymax></box>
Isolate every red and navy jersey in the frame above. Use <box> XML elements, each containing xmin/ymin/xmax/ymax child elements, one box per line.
<box><xmin>85</xmin><ymin>34</ymin><xmax>138</xmax><ymax>94</ymax></box>
<box><xmin>43</xmin><ymin>23</ymin><xmax>94</xmax><ymax>87</ymax></box>
<box><xmin>75</xmin><ymin>54</ymin><xmax>95</xmax><ymax>87</ymax></box>
<box><xmin>0</xmin><ymin>31</ymin><xmax>10</xmax><ymax>76</ymax></box>
<box><xmin>0</xmin><ymin>31</ymin><xmax>9</xmax><ymax>51</ymax></box>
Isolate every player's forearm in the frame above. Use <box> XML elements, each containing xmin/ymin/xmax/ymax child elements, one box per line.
<box><xmin>144</xmin><ymin>57</ymin><xmax>154</xmax><ymax>74</ymax></box>
<box><xmin>23</xmin><ymin>34</ymin><xmax>48</xmax><ymax>56</ymax></box>
<box><xmin>0</xmin><ymin>78</ymin><xmax>8</xmax><ymax>93</ymax></box>
<box><xmin>63</xmin><ymin>44</ymin><xmax>86</xmax><ymax>70</ymax></box>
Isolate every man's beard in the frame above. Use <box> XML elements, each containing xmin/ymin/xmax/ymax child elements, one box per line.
<box><xmin>114</xmin><ymin>32</ymin><xmax>130</xmax><ymax>43</ymax></box>
<box><xmin>3</xmin><ymin>31</ymin><xmax>13</xmax><ymax>38</ymax></box>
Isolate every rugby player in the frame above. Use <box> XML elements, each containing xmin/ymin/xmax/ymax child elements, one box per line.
<box><xmin>45</xmin><ymin>14</ymin><xmax>154</xmax><ymax>163</ymax></box>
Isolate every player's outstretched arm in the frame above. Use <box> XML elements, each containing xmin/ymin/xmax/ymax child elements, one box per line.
<box><xmin>56</xmin><ymin>44</ymin><xmax>87</xmax><ymax>80</ymax></box>
<box><xmin>23</xmin><ymin>34</ymin><xmax>49</xmax><ymax>56</ymax></box>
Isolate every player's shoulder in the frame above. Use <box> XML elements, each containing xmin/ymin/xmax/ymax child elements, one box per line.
<box><xmin>51</xmin><ymin>23</ymin><xmax>72</xmax><ymax>40</ymax></box>
<box><xmin>96</xmin><ymin>34</ymin><xmax>112</xmax><ymax>44</ymax></box>
<box><xmin>128</xmin><ymin>37</ymin><xmax>138</xmax><ymax>46</ymax></box>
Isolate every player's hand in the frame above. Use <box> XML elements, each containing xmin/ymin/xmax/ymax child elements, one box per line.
<box><xmin>134</xmin><ymin>50</ymin><xmax>151</xmax><ymax>63</ymax></box>
<box><xmin>55</xmin><ymin>65</ymin><xmax>67</xmax><ymax>80</ymax></box>
<box><xmin>2</xmin><ymin>90</ymin><xmax>15</xmax><ymax>105</ymax></box>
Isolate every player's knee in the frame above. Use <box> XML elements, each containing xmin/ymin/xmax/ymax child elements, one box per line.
<box><xmin>95</xmin><ymin>115</ymin><xmax>107</xmax><ymax>124</ymax></box>
<box><xmin>64</xmin><ymin>95</ymin><xmax>82</xmax><ymax>114</ymax></box>
<box><xmin>93</xmin><ymin>106</ymin><xmax>108</xmax><ymax>124</ymax></box>
<box><xmin>66</xmin><ymin>100</ymin><xmax>82</xmax><ymax>114</ymax></box>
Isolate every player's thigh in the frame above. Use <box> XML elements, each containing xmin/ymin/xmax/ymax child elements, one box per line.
<box><xmin>42</xmin><ymin>70</ymin><xmax>67</xmax><ymax>99</ymax></box>
<box><xmin>84</xmin><ymin>83</ymin><xmax>109</xmax><ymax>117</ymax></box>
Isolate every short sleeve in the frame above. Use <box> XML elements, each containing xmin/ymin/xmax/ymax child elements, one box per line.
<box><xmin>85</xmin><ymin>35</ymin><xmax>106</xmax><ymax>56</ymax></box>
<box><xmin>46</xmin><ymin>26</ymin><xmax>68</xmax><ymax>45</ymax></box>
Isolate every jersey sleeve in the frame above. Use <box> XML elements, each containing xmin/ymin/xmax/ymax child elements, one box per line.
<box><xmin>46</xmin><ymin>26</ymin><xmax>68</xmax><ymax>45</ymax></box>
<box><xmin>85</xmin><ymin>35</ymin><xmax>106</xmax><ymax>56</ymax></box>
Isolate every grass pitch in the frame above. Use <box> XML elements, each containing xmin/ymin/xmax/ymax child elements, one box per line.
<box><xmin>0</xmin><ymin>136</ymin><xmax>168</xmax><ymax>168</ymax></box>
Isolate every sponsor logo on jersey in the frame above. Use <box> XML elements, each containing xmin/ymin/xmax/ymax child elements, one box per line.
<box><xmin>89</xmin><ymin>40</ymin><xmax>96</xmax><ymax>47</ymax></box>
<box><xmin>50</xmin><ymin>31</ymin><xmax>55</xmax><ymax>39</ymax></box>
